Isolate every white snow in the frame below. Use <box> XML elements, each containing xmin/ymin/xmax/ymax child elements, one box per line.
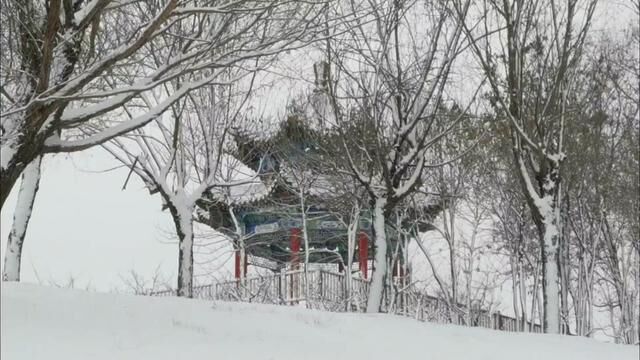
<box><xmin>48</xmin><ymin>73</ymin><xmax>222</xmax><ymax>151</ymax></box>
<box><xmin>546</xmin><ymin>151</ymin><xmax>566</xmax><ymax>164</ymax></box>
<box><xmin>2</xmin><ymin>283</ymin><xmax>637</xmax><ymax>360</ymax></box>
<box><xmin>208</xmin><ymin>154</ymin><xmax>272</xmax><ymax>205</ymax></box>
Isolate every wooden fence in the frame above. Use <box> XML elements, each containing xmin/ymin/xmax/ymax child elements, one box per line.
<box><xmin>150</xmin><ymin>269</ymin><xmax>542</xmax><ymax>333</ymax></box>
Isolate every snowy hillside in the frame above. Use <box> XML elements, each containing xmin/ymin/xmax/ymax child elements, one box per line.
<box><xmin>1</xmin><ymin>283</ymin><xmax>637</xmax><ymax>360</ymax></box>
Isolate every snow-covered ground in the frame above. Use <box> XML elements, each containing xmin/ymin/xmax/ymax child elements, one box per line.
<box><xmin>1</xmin><ymin>283</ymin><xmax>637</xmax><ymax>360</ymax></box>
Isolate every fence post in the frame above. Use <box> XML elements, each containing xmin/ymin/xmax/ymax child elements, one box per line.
<box><xmin>279</xmin><ymin>268</ymin><xmax>286</xmax><ymax>304</ymax></box>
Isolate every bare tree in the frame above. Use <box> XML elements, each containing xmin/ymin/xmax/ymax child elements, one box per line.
<box><xmin>118</xmin><ymin>266</ymin><xmax>172</xmax><ymax>295</ymax></box>
<box><xmin>0</xmin><ymin>0</ymin><xmax>326</xmax><ymax>282</ymax></box>
<box><xmin>319</xmin><ymin>0</ymin><xmax>473</xmax><ymax>313</ymax></box>
<box><xmin>0</xmin><ymin>0</ymin><xmax>324</xmax><ymax>205</ymax></box>
<box><xmin>452</xmin><ymin>0</ymin><xmax>598</xmax><ymax>333</ymax></box>
<box><xmin>103</xmin><ymin>79</ymin><xmax>259</xmax><ymax>298</ymax></box>
<box><xmin>566</xmin><ymin>31</ymin><xmax>640</xmax><ymax>343</ymax></box>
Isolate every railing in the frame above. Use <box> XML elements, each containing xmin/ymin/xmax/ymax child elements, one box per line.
<box><xmin>150</xmin><ymin>269</ymin><xmax>541</xmax><ymax>333</ymax></box>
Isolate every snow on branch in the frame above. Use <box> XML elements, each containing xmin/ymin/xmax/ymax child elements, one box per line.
<box><xmin>44</xmin><ymin>74</ymin><xmax>222</xmax><ymax>152</ymax></box>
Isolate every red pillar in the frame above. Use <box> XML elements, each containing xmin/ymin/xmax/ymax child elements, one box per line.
<box><xmin>234</xmin><ymin>249</ymin><xmax>241</xmax><ymax>279</ymax></box>
<box><xmin>290</xmin><ymin>228</ymin><xmax>301</xmax><ymax>270</ymax></box>
<box><xmin>290</xmin><ymin>228</ymin><xmax>302</xmax><ymax>303</ymax></box>
<box><xmin>235</xmin><ymin>249</ymin><xmax>248</xmax><ymax>279</ymax></box>
<box><xmin>358</xmin><ymin>231</ymin><xmax>369</xmax><ymax>279</ymax></box>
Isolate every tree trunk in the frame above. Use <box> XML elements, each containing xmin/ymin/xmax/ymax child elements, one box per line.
<box><xmin>2</xmin><ymin>156</ymin><xmax>42</xmax><ymax>281</ymax></box>
<box><xmin>530</xmin><ymin>261</ymin><xmax>541</xmax><ymax>332</ymax></box>
<box><xmin>366</xmin><ymin>197</ymin><xmax>387</xmax><ymax>313</ymax></box>
<box><xmin>516</xmin><ymin>228</ymin><xmax>528</xmax><ymax>332</ymax></box>
<box><xmin>345</xmin><ymin>224</ymin><xmax>354</xmax><ymax>311</ymax></box>
<box><xmin>169</xmin><ymin>202</ymin><xmax>194</xmax><ymax>298</ymax></box>
<box><xmin>465</xmin><ymin>255</ymin><xmax>473</xmax><ymax>326</ymax></box>
<box><xmin>510</xmin><ymin>253</ymin><xmax>520</xmax><ymax>329</ymax></box>
<box><xmin>541</xmin><ymin>224</ymin><xmax>560</xmax><ymax>334</ymax></box>
<box><xmin>515</xmin><ymin>154</ymin><xmax>562</xmax><ymax>334</ymax></box>
<box><xmin>0</xmin><ymin>163</ymin><xmax>24</xmax><ymax>211</ymax></box>
<box><xmin>441</xmin><ymin>205</ymin><xmax>458</xmax><ymax>312</ymax></box>
<box><xmin>300</xmin><ymin>187</ymin><xmax>311</xmax><ymax>306</ymax></box>
<box><xmin>519</xmin><ymin>263</ymin><xmax>529</xmax><ymax>331</ymax></box>
<box><xmin>559</xmin><ymin>197</ymin><xmax>571</xmax><ymax>334</ymax></box>
<box><xmin>448</xmin><ymin>209</ymin><xmax>457</xmax><ymax>310</ymax></box>
<box><xmin>345</xmin><ymin>206</ymin><xmax>360</xmax><ymax>311</ymax></box>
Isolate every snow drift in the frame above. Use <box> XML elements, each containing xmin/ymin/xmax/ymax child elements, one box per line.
<box><xmin>1</xmin><ymin>283</ymin><xmax>637</xmax><ymax>360</ymax></box>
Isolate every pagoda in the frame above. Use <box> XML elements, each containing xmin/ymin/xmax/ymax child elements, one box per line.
<box><xmin>195</xmin><ymin>62</ymin><xmax>442</xmax><ymax>285</ymax></box>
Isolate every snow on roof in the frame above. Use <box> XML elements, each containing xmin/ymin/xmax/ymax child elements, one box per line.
<box><xmin>207</xmin><ymin>153</ymin><xmax>274</xmax><ymax>206</ymax></box>
<box><xmin>278</xmin><ymin>161</ymin><xmax>355</xmax><ymax>198</ymax></box>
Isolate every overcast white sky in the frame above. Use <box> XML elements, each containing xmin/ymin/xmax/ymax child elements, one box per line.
<box><xmin>0</xmin><ymin>149</ymin><xmax>178</xmax><ymax>291</ymax></box>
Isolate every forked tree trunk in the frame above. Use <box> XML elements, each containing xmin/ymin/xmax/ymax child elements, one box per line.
<box><xmin>516</xmin><ymin>154</ymin><xmax>562</xmax><ymax>334</ymax></box>
<box><xmin>2</xmin><ymin>155</ymin><xmax>42</xmax><ymax>281</ymax></box>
